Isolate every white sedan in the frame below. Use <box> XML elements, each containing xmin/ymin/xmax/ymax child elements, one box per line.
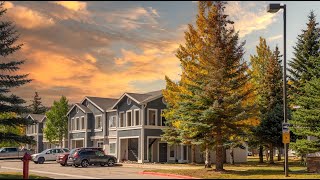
<box><xmin>31</xmin><ymin>148</ymin><xmax>69</xmax><ymax>164</ymax></box>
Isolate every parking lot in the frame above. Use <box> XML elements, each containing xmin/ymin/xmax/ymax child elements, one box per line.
<box><xmin>0</xmin><ymin>159</ymin><xmax>174</xmax><ymax>179</ymax></box>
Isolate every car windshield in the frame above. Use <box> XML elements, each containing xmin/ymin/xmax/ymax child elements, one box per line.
<box><xmin>0</xmin><ymin>148</ymin><xmax>4</xmax><ymax>152</ymax></box>
<box><xmin>69</xmin><ymin>149</ymin><xmax>78</xmax><ymax>156</ymax></box>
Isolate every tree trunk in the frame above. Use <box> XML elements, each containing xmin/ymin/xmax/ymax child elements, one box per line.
<box><xmin>277</xmin><ymin>147</ymin><xmax>281</xmax><ymax>161</ymax></box>
<box><xmin>204</xmin><ymin>144</ymin><xmax>211</xmax><ymax>168</ymax></box>
<box><xmin>230</xmin><ymin>147</ymin><xmax>234</xmax><ymax>165</ymax></box>
<box><xmin>215</xmin><ymin>131</ymin><xmax>224</xmax><ymax>171</ymax></box>
<box><xmin>259</xmin><ymin>145</ymin><xmax>264</xmax><ymax>163</ymax></box>
<box><xmin>191</xmin><ymin>144</ymin><xmax>196</xmax><ymax>164</ymax></box>
<box><xmin>269</xmin><ymin>144</ymin><xmax>274</xmax><ymax>164</ymax></box>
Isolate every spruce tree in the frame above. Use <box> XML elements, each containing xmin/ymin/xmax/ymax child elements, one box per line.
<box><xmin>0</xmin><ymin>2</ymin><xmax>33</xmax><ymax>144</ymax></box>
<box><xmin>290</xmin><ymin>78</ymin><xmax>320</xmax><ymax>158</ymax></box>
<box><xmin>29</xmin><ymin>92</ymin><xmax>46</xmax><ymax>114</ymax></box>
<box><xmin>163</xmin><ymin>1</ymin><xmax>254</xmax><ymax>171</ymax></box>
<box><xmin>288</xmin><ymin>11</ymin><xmax>320</xmax><ymax>95</ymax></box>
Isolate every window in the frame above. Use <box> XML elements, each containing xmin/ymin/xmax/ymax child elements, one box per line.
<box><xmin>119</xmin><ymin>112</ymin><xmax>125</xmax><ymax>127</ymax></box>
<box><xmin>109</xmin><ymin>143</ymin><xmax>116</xmax><ymax>154</ymax></box>
<box><xmin>76</xmin><ymin>117</ymin><xmax>80</xmax><ymax>130</ymax></box>
<box><xmin>134</xmin><ymin>110</ymin><xmax>140</xmax><ymax>126</ymax></box>
<box><xmin>126</xmin><ymin>111</ymin><xmax>132</xmax><ymax>126</ymax></box>
<box><xmin>76</xmin><ymin>107</ymin><xmax>79</xmax><ymax>113</ymax></box>
<box><xmin>109</xmin><ymin>116</ymin><xmax>116</xmax><ymax>128</ymax></box>
<box><xmin>170</xmin><ymin>145</ymin><xmax>175</xmax><ymax>158</ymax></box>
<box><xmin>97</xmin><ymin>141</ymin><xmax>103</xmax><ymax>148</ymax></box>
<box><xmin>127</xmin><ymin>98</ymin><xmax>132</xmax><ymax>105</ymax></box>
<box><xmin>81</xmin><ymin>117</ymin><xmax>85</xmax><ymax>129</ymax></box>
<box><xmin>161</xmin><ymin>110</ymin><xmax>166</xmax><ymax>126</ymax></box>
<box><xmin>95</xmin><ymin>116</ymin><xmax>102</xmax><ymax>129</ymax></box>
<box><xmin>148</xmin><ymin>109</ymin><xmax>157</xmax><ymax>126</ymax></box>
<box><xmin>183</xmin><ymin>146</ymin><xmax>187</xmax><ymax>160</ymax></box>
<box><xmin>162</xmin><ymin>97</ymin><xmax>167</xmax><ymax>105</ymax></box>
<box><xmin>95</xmin><ymin>150</ymin><xmax>104</xmax><ymax>156</ymax></box>
<box><xmin>71</xmin><ymin>118</ymin><xmax>74</xmax><ymax>130</ymax></box>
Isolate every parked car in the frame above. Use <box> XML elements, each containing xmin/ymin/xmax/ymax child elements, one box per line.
<box><xmin>72</xmin><ymin>148</ymin><xmax>117</xmax><ymax>168</ymax></box>
<box><xmin>58</xmin><ymin>147</ymin><xmax>103</xmax><ymax>166</ymax></box>
<box><xmin>31</xmin><ymin>148</ymin><xmax>69</xmax><ymax>164</ymax></box>
<box><xmin>0</xmin><ymin>147</ymin><xmax>33</xmax><ymax>159</ymax></box>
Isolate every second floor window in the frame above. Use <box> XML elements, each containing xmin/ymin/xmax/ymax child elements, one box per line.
<box><xmin>95</xmin><ymin>116</ymin><xmax>102</xmax><ymax>129</ymax></box>
<box><xmin>134</xmin><ymin>110</ymin><xmax>140</xmax><ymax>126</ymax></box>
<box><xmin>148</xmin><ymin>109</ymin><xmax>157</xmax><ymax>126</ymax></box>
<box><xmin>109</xmin><ymin>116</ymin><xmax>116</xmax><ymax>128</ymax></box>
<box><xmin>76</xmin><ymin>118</ymin><xmax>80</xmax><ymax>130</ymax></box>
<box><xmin>119</xmin><ymin>112</ymin><xmax>125</xmax><ymax>127</ymax></box>
<box><xmin>126</xmin><ymin>111</ymin><xmax>132</xmax><ymax>126</ymax></box>
<box><xmin>81</xmin><ymin>117</ymin><xmax>85</xmax><ymax>129</ymax></box>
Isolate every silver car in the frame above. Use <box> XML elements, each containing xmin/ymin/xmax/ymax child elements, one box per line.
<box><xmin>0</xmin><ymin>147</ymin><xmax>32</xmax><ymax>159</ymax></box>
<box><xmin>31</xmin><ymin>148</ymin><xmax>69</xmax><ymax>164</ymax></box>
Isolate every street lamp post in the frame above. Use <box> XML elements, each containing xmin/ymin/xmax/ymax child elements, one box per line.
<box><xmin>267</xmin><ymin>3</ymin><xmax>288</xmax><ymax>177</ymax></box>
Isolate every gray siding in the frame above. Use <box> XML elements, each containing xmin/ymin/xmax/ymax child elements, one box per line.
<box><xmin>144</xmin><ymin>97</ymin><xmax>166</xmax><ymax>125</ymax></box>
<box><xmin>118</xmin><ymin>129</ymin><xmax>141</xmax><ymax>137</ymax></box>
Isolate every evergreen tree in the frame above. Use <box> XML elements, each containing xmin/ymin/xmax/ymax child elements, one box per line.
<box><xmin>43</xmin><ymin>96</ymin><xmax>69</xmax><ymax>147</ymax></box>
<box><xmin>0</xmin><ymin>2</ymin><xmax>34</xmax><ymax>144</ymax></box>
<box><xmin>29</xmin><ymin>92</ymin><xmax>46</xmax><ymax>114</ymax></box>
<box><xmin>288</xmin><ymin>11</ymin><xmax>320</xmax><ymax>95</ymax></box>
<box><xmin>290</xmin><ymin>78</ymin><xmax>320</xmax><ymax>159</ymax></box>
<box><xmin>250</xmin><ymin>39</ymin><xmax>284</xmax><ymax>164</ymax></box>
<box><xmin>163</xmin><ymin>1</ymin><xmax>254</xmax><ymax>171</ymax></box>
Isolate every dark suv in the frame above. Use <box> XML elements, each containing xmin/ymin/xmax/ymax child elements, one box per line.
<box><xmin>72</xmin><ymin>149</ymin><xmax>117</xmax><ymax>168</ymax></box>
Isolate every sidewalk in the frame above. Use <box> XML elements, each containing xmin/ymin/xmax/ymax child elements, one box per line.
<box><xmin>119</xmin><ymin>162</ymin><xmax>202</xmax><ymax>170</ymax></box>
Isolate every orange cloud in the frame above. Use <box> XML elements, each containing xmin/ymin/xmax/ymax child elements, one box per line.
<box><xmin>4</xmin><ymin>2</ymin><xmax>55</xmax><ymax>29</ymax></box>
<box><xmin>53</xmin><ymin>1</ymin><xmax>87</xmax><ymax>11</ymax></box>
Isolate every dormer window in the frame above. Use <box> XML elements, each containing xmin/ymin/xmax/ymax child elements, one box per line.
<box><xmin>85</xmin><ymin>101</ymin><xmax>89</xmax><ymax>107</ymax></box>
<box><xmin>127</xmin><ymin>98</ymin><xmax>132</xmax><ymax>105</ymax></box>
<box><xmin>76</xmin><ymin>107</ymin><xmax>79</xmax><ymax>113</ymax></box>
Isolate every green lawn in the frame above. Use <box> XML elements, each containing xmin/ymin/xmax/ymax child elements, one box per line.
<box><xmin>144</xmin><ymin>157</ymin><xmax>320</xmax><ymax>179</ymax></box>
<box><xmin>0</xmin><ymin>172</ymin><xmax>52</xmax><ymax>179</ymax></box>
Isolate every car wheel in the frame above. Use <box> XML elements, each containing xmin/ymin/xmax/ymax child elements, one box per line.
<box><xmin>107</xmin><ymin>159</ymin><xmax>115</xmax><ymax>167</ymax></box>
<box><xmin>81</xmin><ymin>160</ymin><xmax>89</xmax><ymax>168</ymax></box>
<box><xmin>60</xmin><ymin>163</ymin><xmax>65</xmax><ymax>166</ymax></box>
<box><xmin>33</xmin><ymin>161</ymin><xmax>38</xmax><ymax>164</ymax></box>
<box><xmin>74</xmin><ymin>164</ymin><xmax>79</xmax><ymax>168</ymax></box>
<box><xmin>38</xmin><ymin>157</ymin><xmax>45</xmax><ymax>164</ymax></box>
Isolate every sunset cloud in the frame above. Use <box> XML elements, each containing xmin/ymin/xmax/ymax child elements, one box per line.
<box><xmin>53</xmin><ymin>1</ymin><xmax>87</xmax><ymax>11</ymax></box>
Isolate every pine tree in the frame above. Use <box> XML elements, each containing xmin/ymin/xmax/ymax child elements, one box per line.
<box><xmin>43</xmin><ymin>96</ymin><xmax>69</xmax><ymax>147</ymax></box>
<box><xmin>288</xmin><ymin>11</ymin><xmax>320</xmax><ymax>95</ymax></box>
<box><xmin>163</xmin><ymin>1</ymin><xmax>254</xmax><ymax>171</ymax></box>
<box><xmin>250</xmin><ymin>39</ymin><xmax>284</xmax><ymax>164</ymax></box>
<box><xmin>0</xmin><ymin>2</ymin><xmax>34</xmax><ymax>144</ymax></box>
<box><xmin>29</xmin><ymin>92</ymin><xmax>46</xmax><ymax>114</ymax></box>
<box><xmin>290</xmin><ymin>78</ymin><xmax>320</xmax><ymax>158</ymax></box>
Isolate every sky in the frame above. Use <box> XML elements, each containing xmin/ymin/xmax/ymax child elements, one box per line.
<box><xmin>2</xmin><ymin>1</ymin><xmax>320</xmax><ymax>106</ymax></box>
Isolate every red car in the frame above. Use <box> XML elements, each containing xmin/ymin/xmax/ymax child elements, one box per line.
<box><xmin>56</xmin><ymin>147</ymin><xmax>103</xmax><ymax>166</ymax></box>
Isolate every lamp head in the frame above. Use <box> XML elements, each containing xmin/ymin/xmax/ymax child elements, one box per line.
<box><xmin>267</xmin><ymin>3</ymin><xmax>281</xmax><ymax>13</ymax></box>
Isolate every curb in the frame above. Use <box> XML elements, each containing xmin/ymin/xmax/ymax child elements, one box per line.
<box><xmin>139</xmin><ymin>171</ymin><xmax>201</xmax><ymax>179</ymax></box>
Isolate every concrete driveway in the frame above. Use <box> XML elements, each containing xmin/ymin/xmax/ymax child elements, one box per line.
<box><xmin>0</xmin><ymin>159</ymin><xmax>175</xmax><ymax>179</ymax></box>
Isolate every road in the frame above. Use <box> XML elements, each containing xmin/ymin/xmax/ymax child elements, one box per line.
<box><xmin>0</xmin><ymin>159</ymin><xmax>176</xmax><ymax>179</ymax></box>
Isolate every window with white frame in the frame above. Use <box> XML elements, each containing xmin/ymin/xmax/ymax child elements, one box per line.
<box><xmin>109</xmin><ymin>116</ymin><xmax>116</xmax><ymax>128</ymax></box>
<box><xmin>81</xmin><ymin>116</ymin><xmax>85</xmax><ymax>129</ymax></box>
<box><xmin>119</xmin><ymin>112</ymin><xmax>125</xmax><ymax>127</ymax></box>
<box><xmin>169</xmin><ymin>145</ymin><xmax>175</xmax><ymax>158</ymax></box>
<box><xmin>97</xmin><ymin>141</ymin><xmax>103</xmax><ymax>148</ymax></box>
<box><xmin>76</xmin><ymin>117</ymin><xmax>80</xmax><ymax>130</ymax></box>
<box><xmin>71</xmin><ymin>118</ymin><xmax>74</xmax><ymax>130</ymax></box>
<box><xmin>109</xmin><ymin>143</ymin><xmax>116</xmax><ymax>154</ymax></box>
<box><xmin>134</xmin><ymin>109</ymin><xmax>140</xmax><ymax>126</ymax></box>
<box><xmin>148</xmin><ymin>109</ymin><xmax>157</xmax><ymax>126</ymax></box>
<box><xmin>126</xmin><ymin>111</ymin><xmax>132</xmax><ymax>126</ymax></box>
<box><xmin>161</xmin><ymin>109</ymin><xmax>166</xmax><ymax>126</ymax></box>
<box><xmin>95</xmin><ymin>116</ymin><xmax>102</xmax><ymax>129</ymax></box>
<box><xmin>76</xmin><ymin>107</ymin><xmax>79</xmax><ymax>113</ymax></box>
<box><xmin>127</xmin><ymin>98</ymin><xmax>132</xmax><ymax>105</ymax></box>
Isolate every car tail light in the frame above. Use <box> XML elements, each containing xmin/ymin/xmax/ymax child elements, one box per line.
<box><xmin>74</xmin><ymin>152</ymin><xmax>79</xmax><ymax>158</ymax></box>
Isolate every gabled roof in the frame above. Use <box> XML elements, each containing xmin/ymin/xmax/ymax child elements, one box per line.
<box><xmin>27</xmin><ymin>114</ymin><xmax>46</xmax><ymax>123</ymax></box>
<box><xmin>85</xmin><ymin>97</ymin><xmax>118</xmax><ymax>112</ymax></box>
<box><xmin>66</xmin><ymin>103</ymin><xmax>92</xmax><ymax>116</ymax></box>
<box><xmin>110</xmin><ymin>90</ymin><xmax>163</xmax><ymax>110</ymax></box>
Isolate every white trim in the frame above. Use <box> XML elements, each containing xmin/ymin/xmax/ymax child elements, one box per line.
<box><xmin>119</xmin><ymin>111</ymin><xmax>125</xmax><ymax>127</ymax></box>
<box><xmin>134</xmin><ymin>109</ymin><xmax>140</xmax><ymax>126</ymax></box>
<box><xmin>110</xmin><ymin>93</ymin><xmax>141</xmax><ymax>110</ymax></box>
<box><xmin>70</xmin><ymin>138</ymin><xmax>85</xmax><ymax>141</ymax></box>
<box><xmin>70</xmin><ymin>129</ymin><xmax>91</xmax><ymax>133</ymax></box>
<box><xmin>106</xmin><ymin>136</ymin><xmax>117</xmax><ymax>139</ymax></box>
<box><xmin>106</xmin><ymin>109</ymin><xmax>117</xmax><ymax>112</ymax></box>
<box><xmin>144</xmin><ymin>125</ymin><xmax>165</xmax><ymax>129</ymax></box>
<box><xmin>117</xmin><ymin>126</ymin><xmax>142</xmax><ymax>131</ymax></box>
<box><xmin>126</xmin><ymin>110</ymin><xmax>133</xmax><ymax>127</ymax></box>
<box><xmin>168</xmin><ymin>144</ymin><xmax>176</xmax><ymax>160</ymax></box>
<box><xmin>119</xmin><ymin>136</ymin><xmax>140</xmax><ymax>139</ymax></box>
<box><xmin>66</xmin><ymin>104</ymin><xmax>91</xmax><ymax>116</ymax></box>
<box><xmin>94</xmin><ymin>129</ymin><xmax>103</xmax><ymax>132</ymax></box>
<box><xmin>80</xmin><ymin>116</ymin><xmax>85</xmax><ymax>130</ymax></box>
<box><xmin>147</xmin><ymin>108</ymin><xmax>158</xmax><ymax>126</ymax></box>
<box><xmin>90</xmin><ymin>136</ymin><xmax>104</xmax><ymax>140</ymax></box>
<box><xmin>146</xmin><ymin>136</ymin><xmax>161</xmax><ymax>162</ymax></box>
